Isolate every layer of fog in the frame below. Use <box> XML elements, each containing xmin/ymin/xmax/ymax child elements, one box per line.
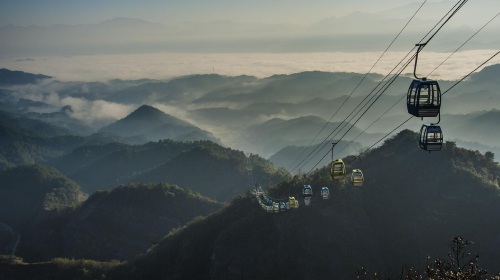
<box><xmin>2</xmin><ymin>50</ymin><xmax>499</xmax><ymax>82</ymax></box>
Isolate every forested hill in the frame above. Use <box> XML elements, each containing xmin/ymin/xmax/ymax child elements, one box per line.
<box><xmin>16</xmin><ymin>183</ymin><xmax>222</xmax><ymax>262</ymax></box>
<box><xmin>0</xmin><ymin>164</ymin><xmax>84</xmax><ymax>257</ymax></box>
<box><xmin>0</xmin><ymin>109</ymin><xmax>125</xmax><ymax>169</ymax></box>
<box><xmin>110</xmin><ymin>129</ymin><xmax>500</xmax><ymax>280</ymax></box>
<box><xmin>51</xmin><ymin>140</ymin><xmax>290</xmax><ymax>201</ymax></box>
<box><xmin>0</xmin><ymin>165</ymin><xmax>83</xmax><ymax>230</ymax></box>
<box><xmin>1</xmin><ymin>130</ymin><xmax>499</xmax><ymax>279</ymax></box>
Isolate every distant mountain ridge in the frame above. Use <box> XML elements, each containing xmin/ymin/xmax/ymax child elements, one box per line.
<box><xmin>0</xmin><ymin>68</ymin><xmax>52</xmax><ymax>86</ymax></box>
<box><xmin>99</xmin><ymin>105</ymin><xmax>220</xmax><ymax>144</ymax></box>
<box><xmin>0</xmin><ymin>109</ymin><xmax>126</xmax><ymax>169</ymax></box>
<box><xmin>1</xmin><ymin>67</ymin><xmax>499</xmax><ymax>162</ymax></box>
<box><xmin>240</xmin><ymin>115</ymin><xmax>374</xmax><ymax>157</ymax></box>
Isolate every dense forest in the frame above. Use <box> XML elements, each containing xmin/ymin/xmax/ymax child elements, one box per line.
<box><xmin>1</xmin><ymin>130</ymin><xmax>498</xmax><ymax>279</ymax></box>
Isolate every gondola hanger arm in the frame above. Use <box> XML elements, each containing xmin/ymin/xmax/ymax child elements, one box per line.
<box><xmin>414</xmin><ymin>43</ymin><xmax>427</xmax><ymax>80</ymax></box>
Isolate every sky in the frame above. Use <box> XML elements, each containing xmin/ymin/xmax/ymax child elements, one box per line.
<box><xmin>0</xmin><ymin>0</ymin><xmax>425</xmax><ymax>26</ymax></box>
<box><xmin>1</xmin><ymin>0</ymin><xmax>499</xmax><ymax>81</ymax></box>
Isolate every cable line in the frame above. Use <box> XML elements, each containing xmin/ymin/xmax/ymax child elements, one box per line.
<box><xmin>302</xmin><ymin>0</ymin><xmax>470</xmax><ymax>174</ymax></box>
<box><xmin>427</xmin><ymin>11</ymin><xmax>500</xmax><ymax>77</ymax></box>
<box><xmin>334</xmin><ymin>9</ymin><xmax>500</xmax><ymax>158</ymax></box>
<box><xmin>356</xmin><ymin>50</ymin><xmax>500</xmax><ymax>159</ymax></box>
<box><xmin>286</xmin><ymin>0</ymin><xmax>428</xmax><ymax>172</ymax></box>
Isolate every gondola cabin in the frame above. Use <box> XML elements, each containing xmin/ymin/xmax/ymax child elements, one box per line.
<box><xmin>321</xmin><ymin>187</ymin><xmax>330</xmax><ymax>199</ymax></box>
<box><xmin>303</xmin><ymin>185</ymin><xmax>313</xmax><ymax>197</ymax></box>
<box><xmin>289</xmin><ymin>197</ymin><xmax>299</xmax><ymax>208</ymax></box>
<box><xmin>279</xmin><ymin>201</ymin><xmax>287</xmax><ymax>212</ymax></box>
<box><xmin>407</xmin><ymin>78</ymin><xmax>441</xmax><ymax>118</ymax></box>
<box><xmin>419</xmin><ymin>124</ymin><xmax>443</xmax><ymax>152</ymax></box>
<box><xmin>351</xmin><ymin>169</ymin><xmax>364</xmax><ymax>187</ymax></box>
<box><xmin>304</xmin><ymin>197</ymin><xmax>312</xmax><ymax>206</ymax></box>
<box><xmin>273</xmin><ymin>202</ymin><xmax>280</xmax><ymax>213</ymax></box>
<box><xmin>330</xmin><ymin>159</ymin><xmax>346</xmax><ymax>180</ymax></box>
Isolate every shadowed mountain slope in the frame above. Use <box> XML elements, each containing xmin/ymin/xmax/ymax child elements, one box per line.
<box><xmin>1</xmin><ymin>132</ymin><xmax>500</xmax><ymax>279</ymax></box>
<box><xmin>0</xmin><ymin>164</ymin><xmax>84</xmax><ymax>236</ymax></box>
<box><xmin>112</xmin><ymin>130</ymin><xmax>500</xmax><ymax>280</ymax></box>
<box><xmin>0</xmin><ymin>110</ymin><xmax>129</xmax><ymax>169</ymax></box>
<box><xmin>16</xmin><ymin>183</ymin><xmax>222</xmax><ymax>262</ymax></box>
<box><xmin>50</xmin><ymin>140</ymin><xmax>289</xmax><ymax>200</ymax></box>
<box><xmin>133</xmin><ymin>143</ymin><xmax>290</xmax><ymax>201</ymax></box>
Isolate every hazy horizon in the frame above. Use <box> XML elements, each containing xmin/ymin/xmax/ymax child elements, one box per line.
<box><xmin>2</xmin><ymin>0</ymin><xmax>499</xmax><ymax>81</ymax></box>
<box><xmin>2</xmin><ymin>50</ymin><xmax>499</xmax><ymax>82</ymax></box>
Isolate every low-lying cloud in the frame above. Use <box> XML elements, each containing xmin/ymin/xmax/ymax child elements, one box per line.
<box><xmin>2</xmin><ymin>50</ymin><xmax>499</xmax><ymax>82</ymax></box>
<box><xmin>9</xmin><ymin>82</ymin><xmax>135</xmax><ymax>128</ymax></box>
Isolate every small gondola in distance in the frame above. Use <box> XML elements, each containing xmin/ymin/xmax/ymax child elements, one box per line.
<box><xmin>330</xmin><ymin>159</ymin><xmax>346</xmax><ymax>180</ymax></box>
<box><xmin>351</xmin><ymin>169</ymin><xmax>364</xmax><ymax>187</ymax></box>
<box><xmin>303</xmin><ymin>185</ymin><xmax>313</xmax><ymax>197</ymax></box>
<box><xmin>321</xmin><ymin>187</ymin><xmax>330</xmax><ymax>199</ymax></box>
<box><xmin>289</xmin><ymin>197</ymin><xmax>299</xmax><ymax>208</ymax></box>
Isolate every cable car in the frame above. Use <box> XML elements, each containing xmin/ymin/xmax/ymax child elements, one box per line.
<box><xmin>406</xmin><ymin>78</ymin><xmax>441</xmax><ymax>118</ymax></box>
<box><xmin>419</xmin><ymin>124</ymin><xmax>443</xmax><ymax>152</ymax></box>
<box><xmin>351</xmin><ymin>169</ymin><xmax>364</xmax><ymax>187</ymax></box>
<box><xmin>304</xmin><ymin>197</ymin><xmax>312</xmax><ymax>206</ymax></box>
<box><xmin>279</xmin><ymin>201</ymin><xmax>287</xmax><ymax>212</ymax></box>
<box><xmin>303</xmin><ymin>185</ymin><xmax>313</xmax><ymax>197</ymax></box>
<box><xmin>289</xmin><ymin>197</ymin><xmax>299</xmax><ymax>208</ymax></box>
<box><xmin>330</xmin><ymin>159</ymin><xmax>346</xmax><ymax>180</ymax></box>
<box><xmin>321</xmin><ymin>187</ymin><xmax>330</xmax><ymax>199</ymax></box>
<box><xmin>273</xmin><ymin>202</ymin><xmax>280</xmax><ymax>213</ymax></box>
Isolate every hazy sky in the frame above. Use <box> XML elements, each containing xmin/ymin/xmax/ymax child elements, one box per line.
<box><xmin>1</xmin><ymin>0</ymin><xmax>499</xmax><ymax>81</ymax></box>
<box><xmin>1</xmin><ymin>0</ymin><xmax>420</xmax><ymax>26</ymax></box>
<box><xmin>2</xmin><ymin>0</ymin><xmax>497</xmax><ymax>27</ymax></box>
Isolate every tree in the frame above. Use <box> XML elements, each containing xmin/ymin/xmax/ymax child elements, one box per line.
<box><xmin>357</xmin><ymin>236</ymin><xmax>500</xmax><ymax>280</ymax></box>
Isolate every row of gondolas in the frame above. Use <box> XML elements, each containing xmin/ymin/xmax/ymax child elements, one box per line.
<box><xmin>254</xmin><ymin>188</ymin><xmax>300</xmax><ymax>213</ymax></box>
<box><xmin>252</xmin><ymin>158</ymin><xmax>365</xmax><ymax>211</ymax></box>
<box><xmin>407</xmin><ymin>44</ymin><xmax>444</xmax><ymax>152</ymax></box>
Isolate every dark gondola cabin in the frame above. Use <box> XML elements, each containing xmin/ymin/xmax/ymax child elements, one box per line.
<box><xmin>407</xmin><ymin>78</ymin><xmax>441</xmax><ymax>118</ymax></box>
<box><xmin>330</xmin><ymin>159</ymin><xmax>346</xmax><ymax>180</ymax></box>
<box><xmin>419</xmin><ymin>124</ymin><xmax>443</xmax><ymax>152</ymax></box>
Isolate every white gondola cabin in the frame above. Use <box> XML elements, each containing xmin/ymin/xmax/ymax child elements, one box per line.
<box><xmin>351</xmin><ymin>169</ymin><xmax>364</xmax><ymax>187</ymax></box>
<box><xmin>321</xmin><ymin>187</ymin><xmax>330</xmax><ymax>199</ymax></box>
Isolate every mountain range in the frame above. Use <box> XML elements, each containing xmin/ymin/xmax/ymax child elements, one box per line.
<box><xmin>0</xmin><ymin>162</ymin><xmax>223</xmax><ymax>262</ymax></box>
<box><xmin>0</xmin><ymin>68</ymin><xmax>52</xmax><ymax>86</ymax></box>
<box><xmin>2</xmin><ymin>129</ymin><xmax>498</xmax><ymax>279</ymax></box>
<box><xmin>1</xmin><ymin>66</ymin><xmax>499</xmax><ymax>167</ymax></box>
<box><xmin>109</xmin><ymin>130</ymin><xmax>500</xmax><ymax>279</ymax></box>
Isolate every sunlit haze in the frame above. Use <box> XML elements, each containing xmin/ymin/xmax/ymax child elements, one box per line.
<box><xmin>1</xmin><ymin>0</ymin><xmax>499</xmax><ymax>81</ymax></box>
